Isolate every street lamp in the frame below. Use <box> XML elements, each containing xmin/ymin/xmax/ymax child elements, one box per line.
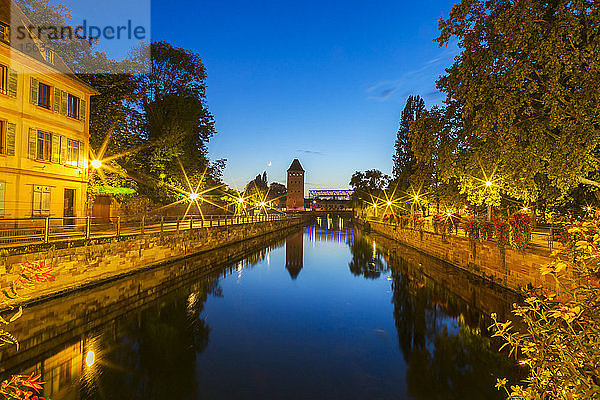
<box><xmin>189</xmin><ymin>193</ymin><xmax>199</xmax><ymax>201</ymax></box>
<box><xmin>86</xmin><ymin>351</ymin><xmax>95</xmax><ymax>367</ymax></box>
<box><xmin>90</xmin><ymin>159</ymin><xmax>102</xmax><ymax>169</ymax></box>
<box><xmin>485</xmin><ymin>180</ymin><xmax>492</xmax><ymax>187</ymax></box>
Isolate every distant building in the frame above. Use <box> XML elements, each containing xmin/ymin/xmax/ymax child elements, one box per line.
<box><xmin>308</xmin><ymin>189</ymin><xmax>353</xmax><ymax>210</ymax></box>
<box><xmin>0</xmin><ymin>0</ymin><xmax>95</xmax><ymax>220</ymax></box>
<box><xmin>286</xmin><ymin>159</ymin><xmax>304</xmax><ymax>210</ymax></box>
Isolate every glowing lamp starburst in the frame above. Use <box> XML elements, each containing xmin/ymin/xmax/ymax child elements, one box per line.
<box><xmin>86</xmin><ymin>351</ymin><xmax>95</xmax><ymax>367</ymax></box>
<box><xmin>189</xmin><ymin>193</ymin><xmax>199</xmax><ymax>200</ymax></box>
<box><xmin>485</xmin><ymin>181</ymin><xmax>492</xmax><ymax>187</ymax></box>
<box><xmin>387</xmin><ymin>201</ymin><xmax>392</xmax><ymax>206</ymax></box>
<box><xmin>91</xmin><ymin>159</ymin><xmax>102</xmax><ymax>169</ymax></box>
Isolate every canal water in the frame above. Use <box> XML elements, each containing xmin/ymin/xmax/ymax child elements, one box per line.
<box><xmin>1</xmin><ymin>224</ymin><xmax>522</xmax><ymax>399</ymax></box>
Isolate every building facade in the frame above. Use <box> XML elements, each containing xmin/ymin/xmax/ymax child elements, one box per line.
<box><xmin>308</xmin><ymin>189</ymin><xmax>353</xmax><ymax>210</ymax></box>
<box><xmin>286</xmin><ymin>158</ymin><xmax>304</xmax><ymax>210</ymax></box>
<box><xmin>0</xmin><ymin>1</ymin><xmax>94</xmax><ymax>220</ymax></box>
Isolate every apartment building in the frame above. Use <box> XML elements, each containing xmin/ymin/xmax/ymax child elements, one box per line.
<box><xmin>0</xmin><ymin>1</ymin><xmax>95</xmax><ymax>221</ymax></box>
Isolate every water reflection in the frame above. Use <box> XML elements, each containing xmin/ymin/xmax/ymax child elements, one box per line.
<box><xmin>285</xmin><ymin>232</ymin><xmax>303</xmax><ymax>279</ymax></box>
<box><xmin>1</xmin><ymin>225</ymin><xmax>523</xmax><ymax>399</ymax></box>
<box><xmin>348</xmin><ymin>236</ymin><xmax>388</xmax><ymax>279</ymax></box>
<box><xmin>370</xmin><ymin>231</ymin><xmax>524</xmax><ymax>399</ymax></box>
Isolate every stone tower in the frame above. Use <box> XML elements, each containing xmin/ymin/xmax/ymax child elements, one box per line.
<box><xmin>286</xmin><ymin>159</ymin><xmax>305</xmax><ymax>210</ymax></box>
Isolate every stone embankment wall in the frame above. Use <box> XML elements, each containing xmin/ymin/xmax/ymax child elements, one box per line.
<box><xmin>368</xmin><ymin>220</ymin><xmax>555</xmax><ymax>291</ymax></box>
<box><xmin>0</xmin><ymin>217</ymin><xmax>303</xmax><ymax>307</ymax></box>
<box><xmin>0</xmin><ymin>226</ymin><xmax>294</xmax><ymax>371</ymax></box>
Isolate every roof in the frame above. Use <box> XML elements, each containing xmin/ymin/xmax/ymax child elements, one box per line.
<box><xmin>287</xmin><ymin>159</ymin><xmax>304</xmax><ymax>172</ymax></box>
<box><xmin>0</xmin><ymin>0</ymin><xmax>97</xmax><ymax>95</ymax></box>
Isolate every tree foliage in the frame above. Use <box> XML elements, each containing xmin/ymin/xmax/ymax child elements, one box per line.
<box><xmin>411</xmin><ymin>0</ymin><xmax>600</xmax><ymax>206</ymax></box>
<box><xmin>350</xmin><ymin>169</ymin><xmax>390</xmax><ymax>194</ymax></box>
<box><xmin>492</xmin><ymin>215</ymin><xmax>600</xmax><ymax>399</ymax></box>
<box><xmin>393</xmin><ymin>95</ymin><xmax>426</xmax><ymax>189</ymax></box>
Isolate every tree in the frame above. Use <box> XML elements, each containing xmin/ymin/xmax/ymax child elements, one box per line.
<box><xmin>350</xmin><ymin>170</ymin><xmax>390</xmax><ymax>194</ymax></box>
<box><xmin>244</xmin><ymin>172</ymin><xmax>268</xmax><ymax>198</ymax></box>
<box><xmin>492</xmin><ymin>215</ymin><xmax>600</xmax><ymax>399</ymax></box>
<box><xmin>15</xmin><ymin>0</ymin><xmax>109</xmax><ymax>73</ymax></box>
<box><xmin>393</xmin><ymin>95</ymin><xmax>426</xmax><ymax>189</ymax></box>
<box><xmin>434</xmin><ymin>0</ymin><xmax>600</xmax><ymax>201</ymax></box>
<box><xmin>131</xmin><ymin>41</ymin><xmax>218</xmax><ymax>203</ymax></box>
<box><xmin>267</xmin><ymin>182</ymin><xmax>286</xmax><ymax>200</ymax></box>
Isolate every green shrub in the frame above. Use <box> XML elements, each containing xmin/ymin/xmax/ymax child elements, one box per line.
<box><xmin>491</xmin><ymin>216</ymin><xmax>600</xmax><ymax>399</ymax></box>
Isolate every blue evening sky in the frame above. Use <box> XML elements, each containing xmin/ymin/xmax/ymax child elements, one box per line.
<box><xmin>62</xmin><ymin>0</ymin><xmax>459</xmax><ymax>190</ymax></box>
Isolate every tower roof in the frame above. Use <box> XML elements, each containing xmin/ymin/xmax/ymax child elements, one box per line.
<box><xmin>287</xmin><ymin>159</ymin><xmax>304</xmax><ymax>172</ymax></box>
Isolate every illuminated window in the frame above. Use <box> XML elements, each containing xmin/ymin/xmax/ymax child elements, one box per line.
<box><xmin>66</xmin><ymin>139</ymin><xmax>79</xmax><ymax>166</ymax></box>
<box><xmin>0</xmin><ymin>64</ymin><xmax>7</xmax><ymax>95</ymax></box>
<box><xmin>67</xmin><ymin>94</ymin><xmax>79</xmax><ymax>119</ymax></box>
<box><xmin>0</xmin><ymin>22</ymin><xmax>9</xmax><ymax>44</ymax></box>
<box><xmin>37</xmin><ymin>131</ymin><xmax>51</xmax><ymax>161</ymax></box>
<box><xmin>32</xmin><ymin>185</ymin><xmax>50</xmax><ymax>216</ymax></box>
<box><xmin>38</xmin><ymin>82</ymin><xmax>51</xmax><ymax>109</ymax></box>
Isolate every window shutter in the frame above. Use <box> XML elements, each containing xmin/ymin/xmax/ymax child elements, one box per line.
<box><xmin>79</xmin><ymin>99</ymin><xmax>86</xmax><ymax>122</ymax></box>
<box><xmin>53</xmin><ymin>87</ymin><xmax>61</xmax><ymax>113</ymax></box>
<box><xmin>60</xmin><ymin>90</ymin><xmax>68</xmax><ymax>115</ymax></box>
<box><xmin>51</xmin><ymin>133</ymin><xmax>60</xmax><ymax>163</ymax></box>
<box><xmin>78</xmin><ymin>141</ymin><xmax>84</xmax><ymax>168</ymax></box>
<box><xmin>30</xmin><ymin>77</ymin><xmax>38</xmax><ymax>104</ymax></box>
<box><xmin>33</xmin><ymin>186</ymin><xmax>41</xmax><ymax>215</ymax></box>
<box><xmin>6</xmin><ymin>122</ymin><xmax>15</xmax><ymax>156</ymax></box>
<box><xmin>60</xmin><ymin>136</ymin><xmax>67</xmax><ymax>165</ymax></box>
<box><xmin>8</xmin><ymin>70</ymin><xmax>17</xmax><ymax>97</ymax></box>
<box><xmin>0</xmin><ymin>182</ymin><xmax>5</xmax><ymax>215</ymax></box>
<box><xmin>41</xmin><ymin>186</ymin><xmax>50</xmax><ymax>214</ymax></box>
<box><xmin>28</xmin><ymin>128</ymin><xmax>37</xmax><ymax>159</ymax></box>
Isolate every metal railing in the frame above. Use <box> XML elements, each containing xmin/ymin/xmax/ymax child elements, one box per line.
<box><xmin>0</xmin><ymin>214</ymin><xmax>294</xmax><ymax>247</ymax></box>
<box><xmin>365</xmin><ymin>217</ymin><xmax>558</xmax><ymax>249</ymax></box>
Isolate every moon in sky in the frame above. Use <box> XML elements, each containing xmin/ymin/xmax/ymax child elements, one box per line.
<box><xmin>268</xmin><ymin>161</ymin><xmax>272</xmax><ymax>167</ymax></box>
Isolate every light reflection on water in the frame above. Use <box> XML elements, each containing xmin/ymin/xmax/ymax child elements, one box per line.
<box><xmin>2</xmin><ymin>223</ymin><xmax>522</xmax><ymax>399</ymax></box>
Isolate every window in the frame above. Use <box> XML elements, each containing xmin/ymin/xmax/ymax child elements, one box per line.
<box><xmin>38</xmin><ymin>82</ymin><xmax>51</xmax><ymax>109</ymax></box>
<box><xmin>0</xmin><ymin>120</ymin><xmax>4</xmax><ymax>154</ymax></box>
<box><xmin>67</xmin><ymin>94</ymin><xmax>79</xmax><ymax>119</ymax></box>
<box><xmin>66</xmin><ymin>139</ymin><xmax>79</xmax><ymax>167</ymax></box>
<box><xmin>37</xmin><ymin>131</ymin><xmax>51</xmax><ymax>161</ymax></box>
<box><xmin>44</xmin><ymin>49</ymin><xmax>54</xmax><ymax>65</ymax></box>
<box><xmin>0</xmin><ymin>182</ymin><xmax>4</xmax><ymax>215</ymax></box>
<box><xmin>0</xmin><ymin>64</ymin><xmax>6</xmax><ymax>95</ymax></box>
<box><xmin>33</xmin><ymin>185</ymin><xmax>51</xmax><ymax>216</ymax></box>
<box><xmin>0</xmin><ymin>22</ymin><xmax>9</xmax><ymax>44</ymax></box>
